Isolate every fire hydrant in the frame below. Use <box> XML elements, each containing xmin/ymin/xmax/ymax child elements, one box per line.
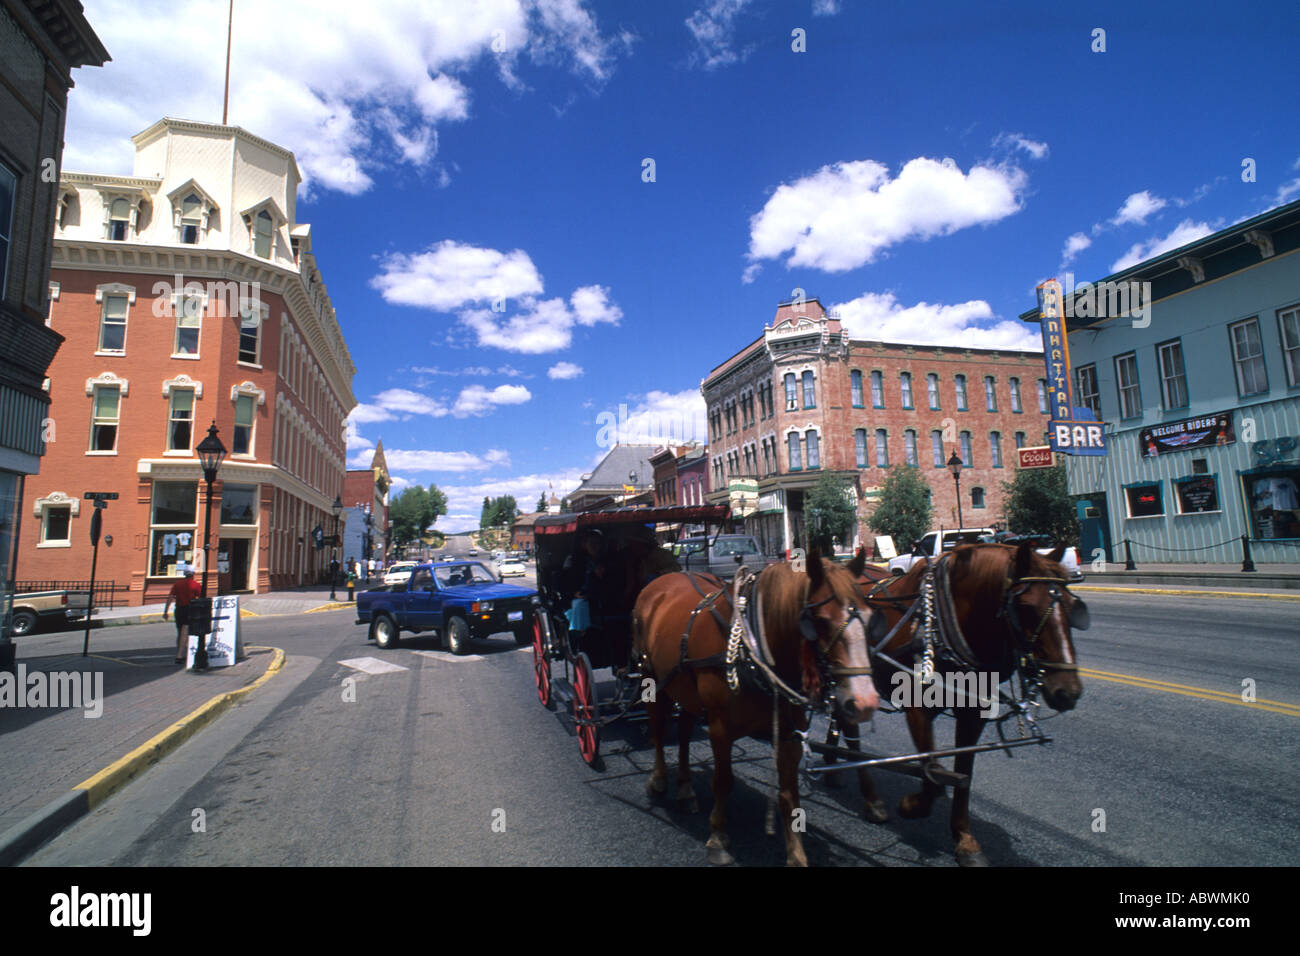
<box><xmin>346</xmin><ymin>570</ymin><xmax>356</xmax><ymax>601</ymax></box>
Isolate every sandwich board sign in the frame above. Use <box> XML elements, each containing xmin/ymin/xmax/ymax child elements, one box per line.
<box><xmin>187</xmin><ymin>595</ymin><xmax>242</xmax><ymax>668</ymax></box>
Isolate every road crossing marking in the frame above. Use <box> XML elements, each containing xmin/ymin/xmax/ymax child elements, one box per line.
<box><xmin>412</xmin><ymin>651</ymin><xmax>485</xmax><ymax>662</ymax></box>
<box><xmin>1079</xmin><ymin>667</ymin><xmax>1300</xmax><ymax>717</ymax></box>
<box><xmin>339</xmin><ymin>656</ymin><xmax>410</xmax><ymax>675</ymax></box>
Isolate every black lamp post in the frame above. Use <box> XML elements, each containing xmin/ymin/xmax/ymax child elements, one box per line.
<box><xmin>629</xmin><ymin>469</ymin><xmax>638</xmax><ymax>507</ymax></box>
<box><xmin>947</xmin><ymin>449</ymin><xmax>965</xmax><ymax>531</ymax></box>
<box><xmin>329</xmin><ymin>495</ymin><xmax>343</xmax><ymax>600</ymax></box>
<box><xmin>195</xmin><ymin>423</ymin><xmax>227</xmax><ymax>671</ymax></box>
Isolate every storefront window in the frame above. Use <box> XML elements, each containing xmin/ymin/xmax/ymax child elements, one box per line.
<box><xmin>1247</xmin><ymin>469</ymin><xmax>1300</xmax><ymax>539</ymax></box>
<box><xmin>1125</xmin><ymin>482</ymin><xmax>1164</xmax><ymax>518</ymax></box>
<box><xmin>1173</xmin><ymin>475</ymin><xmax>1220</xmax><ymax>514</ymax></box>
<box><xmin>150</xmin><ymin>481</ymin><xmax>198</xmax><ymax>576</ymax></box>
<box><xmin>220</xmin><ymin>483</ymin><xmax>258</xmax><ymax>524</ymax></box>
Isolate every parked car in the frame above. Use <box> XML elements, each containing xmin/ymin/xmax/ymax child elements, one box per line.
<box><xmin>383</xmin><ymin>561</ymin><xmax>418</xmax><ymax>586</ymax></box>
<box><xmin>356</xmin><ymin>560</ymin><xmax>538</xmax><ymax>654</ymax></box>
<box><xmin>9</xmin><ymin>588</ymin><xmax>91</xmax><ymax>637</ymax></box>
<box><xmin>495</xmin><ymin>557</ymin><xmax>527</xmax><ymax>578</ymax></box>
<box><xmin>673</xmin><ymin>534</ymin><xmax>778</xmax><ymax>581</ymax></box>
<box><xmin>888</xmin><ymin>528</ymin><xmax>1083</xmax><ymax>580</ymax></box>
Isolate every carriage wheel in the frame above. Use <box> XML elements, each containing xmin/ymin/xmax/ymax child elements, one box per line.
<box><xmin>532</xmin><ymin>616</ymin><xmax>552</xmax><ymax>709</ymax></box>
<box><xmin>573</xmin><ymin>651</ymin><xmax>600</xmax><ymax>765</ymax></box>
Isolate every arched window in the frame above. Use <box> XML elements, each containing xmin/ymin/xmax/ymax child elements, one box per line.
<box><xmin>855</xmin><ymin>428</ymin><xmax>867</xmax><ymax>468</ymax></box>
<box><xmin>971</xmin><ymin>487</ymin><xmax>985</xmax><ymax>509</ymax></box>
<box><xmin>851</xmin><ymin>370</ymin><xmax>864</xmax><ymax>407</ymax></box>
<box><xmin>801</xmin><ymin>370</ymin><xmax>815</xmax><ymax>409</ymax></box>
<box><xmin>954</xmin><ymin>374</ymin><xmax>968</xmax><ymax>411</ymax></box>
<box><xmin>904</xmin><ymin>429</ymin><xmax>917</xmax><ymax>466</ymax></box>
<box><xmin>109</xmin><ymin>198</ymin><xmax>130</xmax><ymax>240</ymax></box>
<box><xmin>784</xmin><ymin>373</ymin><xmax>797</xmax><ymax>410</ymax></box>
<box><xmin>900</xmin><ymin>372</ymin><xmax>913</xmax><ymax>408</ymax></box>
<box><xmin>254</xmin><ymin>209</ymin><xmax>274</xmax><ymax>258</ymax></box>
<box><xmin>960</xmin><ymin>430</ymin><xmax>972</xmax><ymax>467</ymax></box>
<box><xmin>990</xmin><ymin>431</ymin><xmax>1003</xmax><ymax>467</ymax></box>
<box><xmin>927</xmin><ymin>373</ymin><xmax>940</xmax><ymax>410</ymax></box>
<box><xmin>875</xmin><ymin>429</ymin><xmax>888</xmax><ymax>468</ymax></box>
<box><xmin>181</xmin><ymin>194</ymin><xmax>202</xmax><ymax>243</ymax></box>
<box><xmin>805</xmin><ymin>430</ymin><xmax>820</xmax><ymax>469</ymax></box>
<box><xmin>870</xmin><ymin>370</ymin><xmax>884</xmax><ymax>407</ymax></box>
<box><xmin>787</xmin><ymin>432</ymin><xmax>802</xmax><ymax>470</ymax></box>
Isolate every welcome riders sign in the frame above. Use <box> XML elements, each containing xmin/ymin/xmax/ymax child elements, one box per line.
<box><xmin>1037</xmin><ymin>278</ymin><xmax>1107</xmax><ymax>456</ymax></box>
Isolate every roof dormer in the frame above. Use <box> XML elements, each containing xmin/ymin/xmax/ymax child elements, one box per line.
<box><xmin>167</xmin><ymin>178</ymin><xmax>220</xmax><ymax>244</ymax></box>
<box><xmin>240</xmin><ymin>197</ymin><xmax>287</xmax><ymax>260</ymax></box>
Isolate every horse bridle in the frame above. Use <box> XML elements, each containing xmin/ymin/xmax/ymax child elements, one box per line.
<box><xmin>999</xmin><ymin>574</ymin><xmax>1089</xmax><ymax>679</ymax></box>
<box><xmin>799</xmin><ymin>592</ymin><xmax>874</xmax><ymax>679</ymax></box>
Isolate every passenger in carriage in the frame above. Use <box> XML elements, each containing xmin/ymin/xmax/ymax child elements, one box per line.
<box><xmin>564</xmin><ymin>529</ymin><xmax>610</xmax><ymax>633</ymax></box>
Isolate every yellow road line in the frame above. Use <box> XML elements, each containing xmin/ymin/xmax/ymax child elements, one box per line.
<box><xmin>1074</xmin><ymin>585</ymin><xmax>1300</xmax><ymax>601</ymax></box>
<box><xmin>1079</xmin><ymin>666</ymin><xmax>1300</xmax><ymax>717</ymax></box>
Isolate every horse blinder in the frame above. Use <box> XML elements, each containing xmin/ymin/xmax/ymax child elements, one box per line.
<box><xmin>1068</xmin><ymin>598</ymin><xmax>1090</xmax><ymax>632</ymax></box>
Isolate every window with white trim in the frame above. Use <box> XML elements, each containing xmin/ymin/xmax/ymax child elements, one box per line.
<box><xmin>99</xmin><ymin>294</ymin><xmax>128</xmax><ymax>353</ymax></box>
<box><xmin>254</xmin><ymin>209</ymin><xmax>273</xmax><ymax>258</ymax></box>
<box><xmin>149</xmin><ymin>482</ymin><xmax>198</xmax><ymax>577</ymax></box>
<box><xmin>167</xmin><ymin>388</ymin><xmax>194</xmax><ymax>452</ymax></box>
<box><xmin>801</xmin><ymin>370</ymin><xmax>816</xmax><ymax>409</ymax></box>
<box><xmin>784</xmin><ymin>373</ymin><xmax>797</xmax><ymax>410</ymax></box>
<box><xmin>1157</xmin><ymin>339</ymin><xmax>1189</xmax><ymax>410</ymax></box>
<box><xmin>805</xmin><ymin>430</ymin><xmax>819</xmax><ymax>469</ymax></box>
<box><xmin>238</xmin><ymin>304</ymin><xmax>262</xmax><ymax>364</ymax></box>
<box><xmin>233</xmin><ymin>394</ymin><xmax>255</xmax><ymax>455</ymax></box>
<box><xmin>787</xmin><ymin>432</ymin><xmax>802</xmax><ymax>470</ymax></box>
<box><xmin>1115</xmin><ymin>352</ymin><xmax>1142</xmax><ymax>418</ymax></box>
<box><xmin>1280</xmin><ymin>305</ymin><xmax>1300</xmax><ymax>388</ymax></box>
<box><xmin>90</xmin><ymin>385</ymin><xmax>120</xmax><ymax>452</ymax></box>
<box><xmin>41</xmin><ymin>505</ymin><xmax>71</xmax><ymax>545</ymax></box>
<box><xmin>180</xmin><ymin>193</ymin><xmax>202</xmax><ymax>244</ymax></box>
<box><xmin>1076</xmin><ymin>364</ymin><xmax>1101</xmax><ymax>418</ymax></box>
<box><xmin>174</xmin><ymin>296</ymin><xmax>201</xmax><ymax>356</ymax></box>
<box><xmin>108</xmin><ymin>197</ymin><xmax>130</xmax><ymax>240</ymax></box>
<box><xmin>1229</xmin><ymin>317</ymin><xmax>1268</xmax><ymax>397</ymax></box>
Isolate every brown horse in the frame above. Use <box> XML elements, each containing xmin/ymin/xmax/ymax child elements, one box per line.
<box><xmin>633</xmin><ymin>551</ymin><xmax>879</xmax><ymax>866</ymax></box>
<box><xmin>839</xmin><ymin>541</ymin><xmax>1086</xmax><ymax>866</ymax></box>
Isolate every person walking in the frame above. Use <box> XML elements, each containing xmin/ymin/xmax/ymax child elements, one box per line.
<box><xmin>163</xmin><ymin>565</ymin><xmax>203</xmax><ymax>665</ymax></box>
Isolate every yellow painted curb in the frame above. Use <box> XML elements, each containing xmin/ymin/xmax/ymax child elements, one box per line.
<box><xmin>1074</xmin><ymin>585</ymin><xmax>1300</xmax><ymax>601</ymax></box>
<box><xmin>74</xmin><ymin>646</ymin><xmax>286</xmax><ymax>810</ymax></box>
<box><xmin>305</xmin><ymin>601</ymin><xmax>354</xmax><ymax>613</ymax></box>
<box><xmin>240</xmin><ymin>607</ymin><xmax>259</xmax><ymax>617</ymax></box>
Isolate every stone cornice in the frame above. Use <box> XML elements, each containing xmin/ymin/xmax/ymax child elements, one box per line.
<box><xmin>61</xmin><ymin>172</ymin><xmax>162</xmax><ymax>192</ymax></box>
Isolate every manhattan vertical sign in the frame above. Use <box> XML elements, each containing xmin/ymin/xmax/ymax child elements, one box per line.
<box><xmin>1037</xmin><ymin>278</ymin><xmax>1107</xmax><ymax>456</ymax></box>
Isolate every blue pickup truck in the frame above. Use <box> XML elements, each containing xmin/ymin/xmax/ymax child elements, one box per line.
<box><xmin>355</xmin><ymin>560</ymin><xmax>538</xmax><ymax>654</ymax></box>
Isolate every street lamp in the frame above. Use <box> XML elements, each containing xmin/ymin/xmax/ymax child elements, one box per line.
<box><xmin>628</xmin><ymin>469</ymin><xmax>638</xmax><ymax>507</ymax></box>
<box><xmin>947</xmin><ymin>449</ymin><xmax>965</xmax><ymax>532</ymax></box>
<box><xmin>195</xmin><ymin>423</ymin><xmax>227</xmax><ymax>671</ymax></box>
<box><xmin>329</xmin><ymin>495</ymin><xmax>343</xmax><ymax>600</ymax></box>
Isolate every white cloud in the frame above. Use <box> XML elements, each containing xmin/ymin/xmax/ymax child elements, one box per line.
<box><xmin>65</xmin><ymin>0</ymin><xmax>626</xmax><ymax>195</ymax></box>
<box><xmin>748</xmin><ymin>157</ymin><xmax>1028</xmax><ymax>273</ymax></box>
<box><xmin>685</xmin><ymin>0</ymin><xmax>755</xmax><ymax>70</ymax></box>
<box><xmin>595</xmin><ymin>389</ymin><xmax>708</xmax><ymax>446</ymax></box>
<box><xmin>434</xmin><ymin>467</ymin><xmax>587</xmax><ymax>532</ymax></box>
<box><xmin>993</xmin><ymin>132</ymin><xmax>1049</xmax><ymax>160</ymax></box>
<box><xmin>452</xmin><ymin>383</ymin><xmax>532</xmax><ymax>417</ymax></box>
<box><xmin>379</xmin><ymin>448</ymin><xmax>513</xmax><ymax>473</ymax></box>
<box><xmin>1110</xmin><ymin>219</ymin><xmax>1215</xmax><ymax>272</ymax></box>
<box><xmin>458</xmin><ymin>285</ymin><xmax>620</xmax><ymax>353</ymax></box>
<box><xmin>372</xmin><ymin>388</ymin><xmax>450</xmax><ymax>418</ymax></box>
<box><xmin>548</xmin><ymin>361</ymin><xmax>584</xmax><ymax>379</ymax></box>
<box><xmin>1061</xmin><ymin>232</ymin><xmax>1092</xmax><ymax>266</ymax></box>
<box><xmin>371</xmin><ymin>240</ymin><xmax>545</xmax><ymax>310</ymax></box>
<box><xmin>811</xmin><ymin>0</ymin><xmax>841</xmax><ymax>14</ymax></box>
<box><xmin>833</xmin><ymin>291</ymin><xmax>1042</xmax><ymax>351</ymax></box>
<box><xmin>1111</xmin><ymin>190</ymin><xmax>1167</xmax><ymax>226</ymax></box>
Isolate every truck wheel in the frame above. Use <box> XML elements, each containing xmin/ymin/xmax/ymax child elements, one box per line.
<box><xmin>446</xmin><ymin>616</ymin><xmax>470</xmax><ymax>656</ymax></box>
<box><xmin>10</xmin><ymin>609</ymin><xmax>37</xmax><ymax>637</ymax></box>
<box><xmin>372</xmin><ymin>615</ymin><xmax>399</xmax><ymax>649</ymax></box>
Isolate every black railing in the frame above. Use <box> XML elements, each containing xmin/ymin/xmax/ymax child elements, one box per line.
<box><xmin>15</xmin><ymin>580</ymin><xmax>132</xmax><ymax>607</ymax></box>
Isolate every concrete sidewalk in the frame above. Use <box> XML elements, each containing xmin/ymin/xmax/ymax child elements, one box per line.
<box><xmin>0</xmin><ymin>624</ymin><xmax>284</xmax><ymax>865</ymax></box>
<box><xmin>1079</xmin><ymin>560</ymin><xmax>1300</xmax><ymax>593</ymax></box>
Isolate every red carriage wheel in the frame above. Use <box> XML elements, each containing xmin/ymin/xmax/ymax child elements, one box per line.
<box><xmin>533</xmin><ymin>616</ymin><xmax>552</xmax><ymax>708</ymax></box>
<box><xmin>573</xmin><ymin>651</ymin><xmax>600</xmax><ymax>765</ymax></box>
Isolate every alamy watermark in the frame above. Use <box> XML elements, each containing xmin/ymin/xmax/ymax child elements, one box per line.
<box><xmin>150</xmin><ymin>274</ymin><xmax>262</xmax><ymax>321</ymax></box>
<box><xmin>1058</xmin><ymin>272</ymin><xmax>1151</xmax><ymax>328</ymax></box>
<box><xmin>889</xmin><ymin>670</ymin><xmax>999</xmax><ymax>719</ymax></box>
<box><xmin>0</xmin><ymin>665</ymin><xmax>103</xmax><ymax>718</ymax></box>
<box><xmin>595</xmin><ymin>402</ymin><xmax>704</xmax><ymax>450</ymax></box>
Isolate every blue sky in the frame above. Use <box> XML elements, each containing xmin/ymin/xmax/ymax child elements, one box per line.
<box><xmin>67</xmin><ymin>0</ymin><xmax>1300</xmax><ymax>531</ymax></box>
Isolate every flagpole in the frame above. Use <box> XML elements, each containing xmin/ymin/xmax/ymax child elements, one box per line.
<box><xmin>222</xmin><ymin>0</ymin><xmax>233</xmax><ymax>124</ymax></box>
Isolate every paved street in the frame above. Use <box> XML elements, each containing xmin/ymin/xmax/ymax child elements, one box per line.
<box><xmin>16</xmin><ymin>587</ymin><xmax>1298</xmax><ymax>867</ymax></box>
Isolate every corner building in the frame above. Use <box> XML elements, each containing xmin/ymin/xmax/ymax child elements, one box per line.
<box><xmin>21</xmin><ymin>118</ymin><xmax>356</xmax><ymax>603</ymax></box>
<box><xmin>702</xmin><ymin>299</ymin><xmax>1050</xmax><ymax>553</ymax></box>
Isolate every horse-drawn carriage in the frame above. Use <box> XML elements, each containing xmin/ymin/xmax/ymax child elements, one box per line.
<box><xmin>529</xmin><ymin>503</ymin><xmax>732</xmax><ymax>766</ymax></box>
<box><xmin>530</xmin><ymin>504</ymin><xmax>1090</xmax><ymax>866</ymax></box>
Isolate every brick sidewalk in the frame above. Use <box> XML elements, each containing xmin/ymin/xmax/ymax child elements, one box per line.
<box><xmin>0</xmin><ymin>624</ymin><xmax>280</xmax><ymax>838</ymax></box>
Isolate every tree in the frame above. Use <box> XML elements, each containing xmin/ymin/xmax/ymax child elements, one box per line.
<box><xmin>536</xmin><ymin>491</ymin><xmax>547</xmax><ymax>512</ymax></box>
<box><xmin>1002</xmin><ymin>462</ymin><xmax>1079</xmax><ymax>545</ymax></box>
<box><xmin>389</xmin><ymin>484</ymin><xmax>447</xmax><ymax>547</ymax></box>
<box><xmin>868</xmin><ymin>466</ymin><xmax>933</xmax><ymax>553</ymax></box>
<box><xmin>480</xmin><ymin>495</ymin><xmax>519</xmax><ymax>531</ymax></box>
<box><xmin>804</xmin><ymin>471</ymin><xmax>858</xmax><ymax>554</ymax></box>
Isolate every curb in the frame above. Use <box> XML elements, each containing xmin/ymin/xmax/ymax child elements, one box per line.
<box><xmin>1073</xmin><ymin>585</ymin><xmax>1300</xmax><ymax>601</ymax></box>
<box><xmin>304</xmin><ymin>601</ymin><xmax>355</xmax><ymax>613</ymax></box>
<box><xmin>0</xmin><ymin>646</ymin><xmax>285</xmax><ymax>867</ymax></box>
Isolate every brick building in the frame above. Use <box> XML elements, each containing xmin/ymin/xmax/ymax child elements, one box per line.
<box><xmin>1</xmin><ymin>0</ymin><xmax>108</xmax><ymax>667</ymax></box>
<box><xmin>20</xmin><ymin>118</ymin><xmax>356</xmax><ymax>604</ymax></box>
<box><xmin>702</xmin><ymin>299</ymin><xmax>1050</xmax><ymax>554</ymax></box>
